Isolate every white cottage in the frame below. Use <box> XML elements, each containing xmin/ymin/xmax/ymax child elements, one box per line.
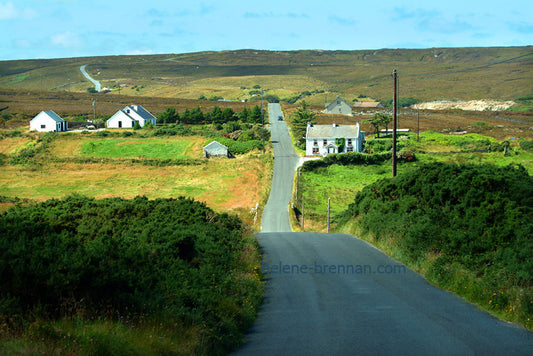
<box><xmin>306</xmin><ymin>122</ymin><xmax>365</xmax><ymax>156</ymax></box>
<box><xmin>30</xmin><ymin>111</ymin><xmax>68</xmax><ymax>132</ymax></box>
<box><xmin>107</xmin><ymin>105</ymin><xmax>157</xmax><ymax>128</ymax></box>
<box><xmin>203</xmin><ymin>141</ymin><xmax>229</xmax><ymax>158</ymax></box>
<box><xmin>324</xmin><ymin>96</ymin><xmax>352</xmax><ymax>115</ymax></box>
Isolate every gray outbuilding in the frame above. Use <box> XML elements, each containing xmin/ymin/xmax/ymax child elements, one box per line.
<box><xmin>203</xmin><ymin>140</ymin><xmax>230</xmax><ymax>158</ymax></box>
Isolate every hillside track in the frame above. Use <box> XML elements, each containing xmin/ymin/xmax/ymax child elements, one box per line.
<box><xmin>233</xmin><ymin>104</ymin><xmax>533</xmax><ymax>355</ymax></box>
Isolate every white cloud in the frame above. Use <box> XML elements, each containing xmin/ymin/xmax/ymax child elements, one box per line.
<box><xmin>0</xmin><ymin>2</ymin><xmax>37</xmax><ymax>20</ymax></box>
<box><xmin>51</xmin><ymin>31</ymin><xmax>81</xmax><ymax>48</ymax></box>
<box><xmin>125</xmin><ymin>49</ymin><xmax>154</xmax><ymax>55</ymax></box>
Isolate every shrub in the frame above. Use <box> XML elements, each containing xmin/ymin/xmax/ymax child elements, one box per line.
<box><xmin>301</xmin><ymin>152</ymin><xmax>392</xmax><ymax>172</ymax></box>
<box><xmin>339</xmin><ymin>163</ymin><xmax>533</xmax><ymax>327</ymax></box>
<box><xmin>0</xmin><ymin>195</ymin><xmax>262</xmax><ymax>353</ymax></box>
<box><xmin>520</xmin><ymin>139</ymin><xmax>533</xmax><ymax>152</ymax></box>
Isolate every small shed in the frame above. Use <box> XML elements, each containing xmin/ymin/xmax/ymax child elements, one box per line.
<box><xmin>203</xmin><ymin>141</ymin><xmax>229</xmax><ymax>158</ymax></box>
<box><xmin>30</xmin><ymin>110</ymin><xmax>68</xmax><ymax>132</ymax></box>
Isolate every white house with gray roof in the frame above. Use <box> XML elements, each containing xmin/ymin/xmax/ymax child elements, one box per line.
<box><xmin>107</xmin><ymin>105</ymin><xmax>157</xmax><ymax>128</ymax></box>
<box><xmin>324</xmin><ymin>96</ymin><xmax>353</xmax><ymax>115</ymax></box>
<box><xmin>30</xmin><ymin>110</ymin><xmax>68</xmax><ymax>132</ymax></box>
<box><xmin>306</xmin><ymin>122</ymin><xmax>365</xmax><ymax>156</ymax></box>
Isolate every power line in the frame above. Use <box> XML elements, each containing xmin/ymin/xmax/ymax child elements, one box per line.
<box><xmin>397</xmin><ymin>52</ymin><xmax>533</xmax><ymax>77</ymax></box>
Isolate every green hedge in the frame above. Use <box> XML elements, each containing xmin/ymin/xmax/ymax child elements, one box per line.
<box><xmin>215</xmin><ymin>137</ymin><xmax>263</xmax><ymax>155</ymax></box>
<box><xmin>0</xmin><ymin>195</ymin><xmax>262</xmax><ymax>353</ymax></box>
<box><xmin>339</xmin><ymin>163</ymin><xmax>533</xmax><ymax>327</ymax></box>
<box><xmin>301</xmin><ymin>152</ymin><xmax>392</xmax><ymax>172</ymax></box>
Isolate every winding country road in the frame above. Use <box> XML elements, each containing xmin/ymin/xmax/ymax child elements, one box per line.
<box><xmin>80</xmin><ymin>65</ymin><xmax>101</xmax><ymax>92</ymax></box>
<box><xmin>232</xmin><ymin>103</ymin><xmax>533</xmax><ymax>355</ymax></box>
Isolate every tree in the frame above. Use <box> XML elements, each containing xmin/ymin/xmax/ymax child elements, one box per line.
<box><xmin>210</xmin><ymin>106</ymin><xmax>223</xmax><ymax>123</ymax></box>
<box><xmin>158</xmin><ymin>107</ymin><xmax>179</xmax><ymax>124</ymax></box>
<box><xmin>264</xmin><ymin>94</ymin><xmax>280</xmax><ymax>103</ymax></box>
<box><xmin>239</xmin><ymin>107</ymin><xmax>250</xmax><ymax>122</ymax></box>
<box><xmin>291</xmin><ymin>100</ymin><xmax>316</xmax><ymax>148</ymax></box>
<box><xmin>249</xmin><ymin>105</ymin><xmax>263</xmax><ymax>124</ymax></box>
<box><xmin>222</xmin><ymin>107</ymin><xmax>237</xmax><ymax>122</ymax></box>
<box><xmin>364</xmin><ymin>113</ymin><xmax>392</xmax><ymax>137</ymax></box>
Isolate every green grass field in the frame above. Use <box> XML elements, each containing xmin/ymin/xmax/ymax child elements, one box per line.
<box><xmin>80</xmin><ymin>138</ymin><xmax>195</xmax><ymax>159</ymax></box>
<box><xmin>0</xmin><ymin>132</ymin><xmax>272</xmax><ymax>224</ymax></box>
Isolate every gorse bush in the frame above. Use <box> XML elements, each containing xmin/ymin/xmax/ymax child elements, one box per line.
<box><xmin>0</xmin><ymin>195</ymin><xmax>263</xmax><ymax>353</ymax></box>
<box><xmin>215</xmin><ymin>137</ymin><xmax>263</xmax><ymax>155</ymax></box>
<box><xmin>301</xmin><ymin>152</ymin><xmax>398</xmax><ymax>172</ymax></box>
<box><xmin>10</xmin><ymin>131</ymin><xmax>57</xmax><ymax>164</ymax></box>
<box><xmin>339</xmin><ymin>162</ymin><xmax>533</xmax><ymax>328</ymax></box>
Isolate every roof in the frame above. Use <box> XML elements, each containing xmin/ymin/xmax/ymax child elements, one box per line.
<box><xmin>307</xmin><ymin>123</ymin><xmax>362</xmax><ymax>139</ymax></box>
<box><xmin>124</xmin><ymin>105</ymin><xmax>156</xmax><ymax>122</ymax></box>
<box><xmin>107</xmin><ymin>110</ymin><xmax>136</xmax><ymax>123</ymax></box>
<box><xmin>325</xmin><ymin>96</ymin><xmax>351</xmax><ymax>110</ymax></box>
<box><xmin>203</xmin><ymin>140</ymin><xmax>228</xmax><ymax>150</ymax></box>
<box><xmin>107</xmin><ymin>105</ymin><xmax>157</xmax><ymax>124</ymax></box>
<box><xmin>31</xmin><ymin>110</ymin><xmax>64</xmax><ymax>122</ymax></box>
<box><xmin>352</xmin><ymin>102</ymin><xmax>383</xmax><ymax>108</ymax></box>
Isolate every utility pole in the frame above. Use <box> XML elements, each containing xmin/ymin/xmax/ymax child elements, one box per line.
<box><xmin>301</xmin><ymin>194</ymin><xmax>305</xmax><ymax>231</ymax></box>
<box><xmin>92</xmin><ymin>98</ymin><xmax>96</xmax><ymax>121</ymax></box>
<box><xmin>261</xmin><ymin>89</ymin><xmax>265</xmax><ymax>154</ymax></box>
<box><xmin>417</xmin><ymin>109</ymin><xmax>420</xmax><ymax>142</ymax></box>
<box><xmin>392</xmin><ymin>69</ymin><xmax>398</xmax><ymax>178</ymax></box>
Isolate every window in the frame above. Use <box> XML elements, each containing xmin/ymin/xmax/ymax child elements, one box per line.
<box><xmin>312</xmin><ymin>147</ymin><xmax>319</xmax><ymax>154</ymax></box>
<box><xmin>323</xmin><ymin>139</ymin><xmax>327</xmax><ymax>146</ymax></box>
<box><xmin>347</xmin><ymin>146</ymin><xmax>354</xmax><ymax>152</ymax></box>
<box><xmin>41</xmin><ymin>124</ymin><xmax>46</xmax><ymax>129</ymax></box>
<box><xmin>313</xmin><ymin>140</ymin><xmax>318</xmax><ymax>146</ymax></box>
<box><xmin>347</xmin><ymin>139</ymin><xmax>352</xmax><ymax>145</ymax></box>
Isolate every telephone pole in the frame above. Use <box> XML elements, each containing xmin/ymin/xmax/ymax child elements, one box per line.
<box><xmin>261</xmin><ymin>89</ymin><xmax>265</xmax><ymax>154</ymax></box>
<box><xmin>91</xmin><ymin>98</ymin><xmax>96</xmax><ymax>121</ymax></box>
<box><xmin>392</xmin><ymin>69</ymin><xmax>398</xmax><ymax>178</ymax></box>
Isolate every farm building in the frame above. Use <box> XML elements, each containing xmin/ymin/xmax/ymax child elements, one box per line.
<box><xmin>306</xmin><ymin>122</ymin><xmax>365</xmax><ymax>156</ymax></box>
<box><xmin>107</xmin><ymin>105</ymin><xmax>157</xmax><ymax>128</ymax></box>
<box><xmin>203</xmin><ymin>141</ymin><xmax>230</xmax><ymax>158</ymax></box>
<box><xmin>324</xmin><ymin>96</ymin><xmax>353</xmax><ymax>115</ymax></box>
<box><xmin>30</xmin><ymin>110</ymin><xmax>68</xmax><ymax>132</ymax></box>
<box><xmin>353</xmin><ymin>101</ymin><xmax>384</xmax><ymax>108</ymax></box>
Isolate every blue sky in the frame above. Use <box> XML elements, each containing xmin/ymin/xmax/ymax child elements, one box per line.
<box><xmin>0</xmin><ymin>0</ymin><xmax>531</xmax><ymax>60</ymax></box>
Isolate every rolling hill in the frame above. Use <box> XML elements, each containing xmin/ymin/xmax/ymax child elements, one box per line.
<box><xmin>1</xmin><ymin>47</ymin><xmax>532</xmax><ymax>106</ymax></box>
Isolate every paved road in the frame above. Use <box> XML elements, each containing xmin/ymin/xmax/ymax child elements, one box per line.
<box><xmin>80</xmin><ymin>65</ymin><xmax>101</xmax><ymax>92</ymax></box>
<box><xmin>260</xmin><ymin>103</ymin><xmax>300</xmax><ymax>233</ymax></box>
<box><xmin>233</xmin><ymin>103</ymin><xmax>533</xmax><ymax>355</ymax></box>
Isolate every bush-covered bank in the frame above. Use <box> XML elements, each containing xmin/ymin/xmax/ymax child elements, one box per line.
<box><xmin>300</xmin><ymin>152</ymin><xmax>393</xmax><ymax>172</ymax></box>
<box><xmin>336</xmin><ymin>163</ymin><xmax>533</xmax><ymax>329</ymax></box>
<box><xmin>0</xmin><ymin>195</ymin><xmax>263</xmax><ymax>354</ymax></box>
